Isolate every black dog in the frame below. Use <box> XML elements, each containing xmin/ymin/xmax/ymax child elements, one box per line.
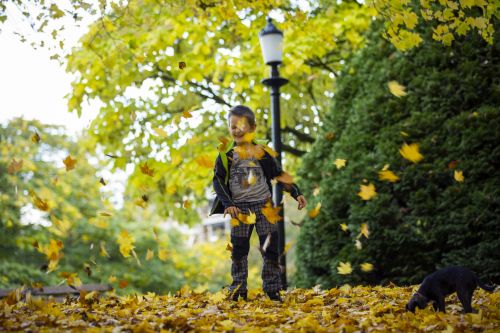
<box><xmin>406</xmin><ymin>266</ymin><xmax>496</xmax><ymax>313</ymax></box>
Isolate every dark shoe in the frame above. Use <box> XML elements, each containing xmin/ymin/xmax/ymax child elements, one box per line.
<box><xmin>231</xmin><ymin>291</ymin><xmax>247</xmax><ymax>301</ymax></box>
<box><xmin>266</xmin><ymin>291</ymin><xmax>282</xmax><ymax>302</ymax></box>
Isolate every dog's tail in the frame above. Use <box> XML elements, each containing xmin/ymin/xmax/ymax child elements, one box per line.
<box><xmin>478</xmin><ymin>280</ymin><xmax>496</xmax><ymax>292</ymax></box>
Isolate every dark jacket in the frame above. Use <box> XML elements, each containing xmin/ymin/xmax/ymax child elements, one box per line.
<box><xmin>210</xmin><ymin>145</ymin><xmax>302</xmax><ymax>215</ymax></box>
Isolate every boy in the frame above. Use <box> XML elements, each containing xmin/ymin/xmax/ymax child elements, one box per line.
<box><xmin>210</xmin><ymin>105</ymin><xmax>307</xmax><ymax>301</ymax></box>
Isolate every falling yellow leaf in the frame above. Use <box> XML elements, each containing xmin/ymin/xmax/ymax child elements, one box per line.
<box><xmin>63</xmin><ymin>155</ymin><xmax>77</xmax><ymax>171</ymax></box>
<box><xmin>337</xmin><ymin>262</ymin><xmax>353</xmax><ymax>275</ymax></box>
<box><xmin>361</xmin><ymin>263</ymin><xmax>374</xmax><ymax>272</ymax></box>
<box><xmin>135</xmin><ymin>197</ymin><xmax>148</xmax><ymax>208</ymax></box>
<box><xmin>183</xmin><ymin>200</ymin><xmax>191</xmax><ymax>209</ymax></box>
<box><xmin>7</xmin><ymin>158</ymin><xmax>23</xmax><ymax>174</ymax></box>
<box><xmin>195</xmin><ymin>155</ymin><xmax>214</xmax><ymax>169</ymax></box>
<box><xmin>226</xmin><ymin>242</ymin><xmax>233</xmax><ymax>252</ymax></box>
<box><xmin>454</xmin><ymin>170</ymin><xmax>464</xmax><ymax>182</ymax></box>
<box><xmin>261</xmin><ymin>201</ymin><xmax>282</xmax><ymax>224</ymax></box>
<box><xmin>146</xmin><ymin>249</ymin><xmax>154</xmax><ymax>261</ymax></box>
<box><xmin>153</xmin><ymin>127</ymin><xmax>169</xmax><ymax>137</ymax></box>
<box><xmin>399</xmin><ymin>143</ymin><xmax>423</xmax><ymax>163</ymax></box>
<box><xmin>247</xmin><ymin>170</ymin><xmax>256</xmax><ymax>185</ymax></box>
<box><xmin>382</xmin><ymin>164</ymin><xmax>390</xmax><ymax>171</ymax></box>
<box><xmin>284</xmin><ymin>242</ymin><xmax>293</xmax><ymax>255</ymax></box>
<box><xmin>308</xmin><ymin>202</ymin><xmax>321</xmax><ymax>218</ymax></box>
<box><xmin>388</xmin><ymin>80</ymin><xmax>407</xmax><ymax>97</ymax></box>
<box><xmin>140</xmin><ymin>162</ymin><xmax>155</xmax><ymax>177</ymax></box>
<box><xmin>262</xmin><ymin>145</ymin><xmax>278</xmax><ymax>158</ymax></box>
<box><xmin>400</xmin><ymin>131</ymin><xmax>409</xmax><ymax>137</ymax></box>
<box><xmin>334</xmin><ymin>159</ymin><xmax>346</xmax><ymax>169</ymax></box>
<box><xmin>242</xmin><ymin>131</ymin><xmax>256</xmax><ymax>143</ymax></box>
<box><xmin>108</xmin><ymin>275</ymin><xmax>117</xmax><ymax>283</ymax></box>
<box><xmin>30</xmin><ymin>190</ymin><xmax>50</xmax><ymax>211</ymax></box>
<box><xmin>358</xmin><ymin>183</ymin><xmax>377</xmax><ymax>200</ymax></box>
<box><xmin>230</xmin><ymin>218</ymin><xmax>240</xmax><ymax>227</ymax></box>
<box><xmin>340</xmin><ymin>223</ymin><xmax>348</xmax><ymax>232</ymax></box>
<box><xmin>360</xmin><ymin>223</ymin><xmax>370</xmax><ymax>238</ymax></box>
<box><xmin>117</xmin><ymin>230</ymin><xmax>135</xmax><ymax>258</ymax></box>
<box><xmin>238</xmin><ymin>212</ymin><xmax>256</xmax><ymax>225</ymax></box>
<box><xmin>378</xmin><ymin>170</ymin><xmax>400</xmax><ymax>182</ymax></box>
<box><xmin>182</xmin><ymin>110</ymin><xmax>193</xmax><ymax>118</ymax></box>
<box><xmin>31</xmin><ymin>132</ymin><xmax>41</xmax><ymax>143</ymax></box>
<box><xmin>313</xmin><ymin>187</ymin><xmax>320</xmax><ymax>196</ymax></box>
<box><xmin>355</xmin><ymin>240</ymin><xmax>362</xmax><ymax>250</ymax></box>
<box><xmin>158</xmin><ymin>248</ymin><xmax>168</xmax><ymax>261</ymax></box>
<box><xmin>100</xmin><ymin>241</ymin><xmax>110</xmax><ymax>257</ymax></box>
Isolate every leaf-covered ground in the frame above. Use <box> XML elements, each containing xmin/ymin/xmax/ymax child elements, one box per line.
<box><xmin>1</xmin><ymin>285</ymin><xmax>499</xmax><ymax>332</ymax></box>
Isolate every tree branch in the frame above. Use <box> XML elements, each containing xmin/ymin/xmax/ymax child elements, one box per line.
<box><xmin>283</xmin><ymin>144</ymin><xmax>306</xmax><ymax>157</ymax></box>
<box><xmin>283</xmin><ymin>126</ymin><xmax>315</xmax><ymax>143</ymax></box>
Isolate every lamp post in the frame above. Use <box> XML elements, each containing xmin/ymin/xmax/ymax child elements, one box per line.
<box><xmin>259</xmin><ymin>16</ymin><xmax>289</xmax><ymax>290</ymax></box>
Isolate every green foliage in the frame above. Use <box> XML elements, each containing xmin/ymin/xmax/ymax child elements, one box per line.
<box><xmin>295</xmin><ymin>21</ymin><xmax>500</xmax><ymax>288</ymax></box>
<box><xmin>64</xmin><ymin>1</ymin><xmax>374</xmax><ymax>224</ymax></box>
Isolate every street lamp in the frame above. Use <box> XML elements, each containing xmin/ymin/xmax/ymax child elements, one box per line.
<box><xmin>259</xmin><ymin>16</ymin><xmax>289</xmax><ymax>290</ymax></box>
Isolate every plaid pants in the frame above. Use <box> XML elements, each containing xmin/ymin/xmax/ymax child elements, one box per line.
<box><xmin>229</xmin><ymin>198</ymin><xmax>282</xmax><ymax>294</ymax></box>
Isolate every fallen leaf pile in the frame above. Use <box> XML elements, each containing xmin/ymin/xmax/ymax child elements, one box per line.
<box><xmin>1</xmin><ymin>286</ymin><xmax>498</xmax><ymax>332</ymax></box>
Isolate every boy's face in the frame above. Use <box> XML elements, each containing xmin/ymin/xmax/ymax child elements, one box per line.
<box><xmin>229</xmin><ymin>115</ymin><xmax>255</xmax><ymax>144</ymax></box>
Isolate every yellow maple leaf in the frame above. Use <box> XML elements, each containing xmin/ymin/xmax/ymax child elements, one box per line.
<box><xmin>158</xmin><ymin>248</ymin><xmax>168</xmax><ymax>261</ymax></box>
<box><xmin>140</xmin><ymin>162</ymin><xmax>155</xmax><ymax>177</ymax></box>
<box><xmin>378</xmin><ymin>170</ymin><xmax>400</xmax><ymax>182</ymax></box>
<box><xmin>361</xmin><ymin>262</ymin><xmax>374</xmax><ymax>272</ymax></box>
<box><xmin>230</xmin><ymin>218</ymin><xmax>240</xmax><ymax>227</ymax></box>
<box><xmin>360</xmin><ymin>223</ymin><xmax>370</xmax><ymax>238</ymax></box>
<box><xmin>337</xmin><ymin>262</ymin><xmax>353</xmax><ymax>275</ymax></box>
<box><xmin>7</xmin><ymin>158</ymin><xmax>23</xmax><ymax>174</ymax></box>
<box><xmin>238</xmin><ymin>212</ymin><xmax>256</xmax><ymax>225</ymax></box>
<box><xmin>454</xmin><ymin>170</ymin><xmax>464</xmax><ymax>182</ymax></box>
<box><xmin>334</xmin><ymin>159</ymin><xmax>346</xmax><ymax>169</ymax></box>
<box><xmin>388</xmin><ymin>81</ymin><xmax>407</xmax><ymax>97</ymax></box>
<box><xmin>146</xmin><ymin>249</ymin><xmax>154</xmax><ymax>261</ymax></box>
<box><xmin>399</xmin><ymin>143</ymin><xmax>423</xmax><ymax>163</ymax></box>
<box><xmin>63</xmin><ymin>155</ymin><xmax>77</xmax><ymax>171</ymax></box>
<box><xmin>340</xmin><ymin>223</ymin><xmax>349</xmax><ymax>232</ymax></box>
<box><xmin>31</xmin><ymin>192</ymin><xmax>50</xmax><ymax>211</ymax></box>
<box><xmin>261</xmin><ymin>201</ymin><xmax>282</xmax><ymax>224</ymax></box>
<box><xmin>117</xmin><ymin>230</ymin><xmax>135</xmax><ymax>258</ymax></box>
<box><xmin>308</xmin><ymin>202</ymin><xmax>321</xmax><ymax>218</ymax></box>
<box><xmin>358</xmin><ymin>183</ymin><xmax>377</xmax><ymax>200</ymax></box>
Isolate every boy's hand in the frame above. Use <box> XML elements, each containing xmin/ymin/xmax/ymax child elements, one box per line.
<box><xmin>224</xmin><ymin>206</ymin><xmax>242</xmax><ymax>219</ymax></box>
<box><xmin>297</xmin><ymin>195</ymin><xmax>307</xmax><ymax>210</ymax></box>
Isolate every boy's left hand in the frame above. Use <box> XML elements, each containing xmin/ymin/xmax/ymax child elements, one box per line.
<box><xmin>297</xmin><ymin>195</ymin><xmax>307</xmax><ymax>210</ymax></box>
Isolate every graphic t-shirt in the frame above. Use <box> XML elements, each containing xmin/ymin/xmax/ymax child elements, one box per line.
<box><xmin>229</xmin><ymin>151</ymin><xmax>271</xmax><ymax>203</ymax></box>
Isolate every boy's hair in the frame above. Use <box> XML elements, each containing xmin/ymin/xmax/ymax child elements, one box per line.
<box><xmin>228</xmin><ymin>105</ymin><xmax>256</xmax><ymax>128</ymax></box>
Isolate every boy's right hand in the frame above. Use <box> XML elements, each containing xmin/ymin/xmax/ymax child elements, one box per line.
<box><xmin>224</xmin><ymin>206</ymin><xmax>242</xmax><ymax>219</ymax></box>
